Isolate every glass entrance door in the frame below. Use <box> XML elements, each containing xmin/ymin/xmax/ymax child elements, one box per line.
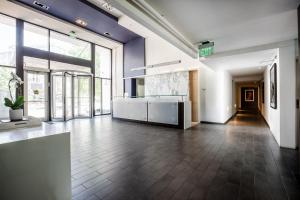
<box><xmin>24</xmin><ymin>70</ymin><xmax>49</xmax><ymax>121</ymax></box>
<box><xmin>51</xmin><ymin>71</ymin><xmax>92</xmax><ymax>121</ymax></box>
<box><xmin>65</xmin><ymin>72</ymin><xmax>73</xmax><ymax>121</ymax></box>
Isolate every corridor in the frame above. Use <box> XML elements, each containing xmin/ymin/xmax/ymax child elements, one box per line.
<box><xmin>66</xmin><ymin>113</ymin><xmax>300</xmax><ymax>200</ymax></box>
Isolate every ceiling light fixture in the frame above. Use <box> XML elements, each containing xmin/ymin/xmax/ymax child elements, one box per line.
<box><xmin>104</xmin><ymin>32</ymin><xmax>111</xmax><ymax>37</ymax></box>
<box><xmin>75</xmin><ymin>19</ymin><xmax>88</xmax><ymax>27</ymax></box>
<box><xmin>33</xmin><ymin>1</ymin><xmax>49</xmax><ymax>10</ymax></box>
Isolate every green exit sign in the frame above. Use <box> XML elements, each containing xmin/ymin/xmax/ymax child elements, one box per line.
<box><xmin>199</xmin><ymin>41</ymin><xmax>214</xmax><ymax>57</ymax></box>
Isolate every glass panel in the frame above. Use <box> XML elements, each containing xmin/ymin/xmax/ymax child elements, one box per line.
<box><xmin>0</xmin><ymin>14</ymin><xmax>16</xmax><ymax>67</ymax></box>
<box><xmin>50</xmin><ymin>61</ymin><xmax>91</xmax><ymax>73</ymax></box>
<box><xmin>50</xmin><ymin>31</ymin><xmax>91</xmax><ymax>60</ymax></box>
<box><xmin>65</xmin><ymin>74</ymin><xmax>73</xmax><ymax>120</ymax></box>
<box><xmin>74</xmin><ymin>77</ymin><xmax>79</xmax><ymax>117</ymax></box>
<box><xmin>102</xmin><ymin>79</ymin><xmax>111</xmax><ymax>114</ymax></box>
<box><xmin>24</xmin><ymin>23</ymin><xmax>48</xmax><ymax>51</ymax></box>
<box><xmin>25</xmin><ymin>72</ymin><xmax>48</xmax><ymax>120</ymax></box>
<box><xmin>94</xmin><ymin>78</ymin><xmax>101</xmax><ymax>115</ymax></box>
<box><xmin>52</xmin><ymin>75</ymin><xmax>63</xmax><ymax>119</ymax></box>
<box><xmin>24</xmin><ymin>56</ymin><xmax>49</xmax><ymax>69</ymax></box>
<box><xmin>0</xmin><ymin>67</ymin><xmax>15</xmax><ymax>119</ymax></box>
<box><xmin>95</xmin><ymin>46</ymin><xmax>111</xmax><ymax>78</ymax></box>
<box><xmin>77</xmin><ymin>76</ymin><xmax>91</xmax><ymax>117</ymax></box>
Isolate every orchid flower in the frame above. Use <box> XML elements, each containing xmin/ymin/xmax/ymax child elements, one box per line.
<box><xmin>8</xmin><ymin>72</ymin><xmax>23</xmax><ymax>102</ymax></box>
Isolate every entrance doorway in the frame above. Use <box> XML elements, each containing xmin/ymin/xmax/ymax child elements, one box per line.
<box><xmin>51</xmin><ymin>71</ymin><xmax>92</xmax><ymax>121</ymax></box>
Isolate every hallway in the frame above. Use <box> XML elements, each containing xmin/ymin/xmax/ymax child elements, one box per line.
<box><xmin>65</xmin><ymin>113</ymin><xmax>300</xmax><ymax>200</ymax></box>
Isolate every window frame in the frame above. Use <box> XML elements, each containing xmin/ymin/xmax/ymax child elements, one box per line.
<box><xmin>93</xmin><ymin>44</ymin><xmax>112</xmax><ymax>116</ymax></box>
<box><xmin>0</xmin><ymin>12</ymin><xmax>114</xmax><ymax>119</ymax></box>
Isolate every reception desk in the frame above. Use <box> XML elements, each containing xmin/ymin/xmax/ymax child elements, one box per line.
<box><xmin>0</xmin><ymin>124</ymin><xmax>71</xmax><ymax>200</ymax></box>
<box><xmin>112</xmin><ymin>97</ymin><xmax>191</xmax><ymax>129</ymax></box>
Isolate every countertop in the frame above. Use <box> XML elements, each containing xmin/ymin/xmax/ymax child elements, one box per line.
<box><xmin>0</xmin><ymin>122</ymin><xmax>69</xmax><ymax>145</ymax></box>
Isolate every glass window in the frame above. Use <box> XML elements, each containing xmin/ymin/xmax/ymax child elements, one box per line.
<box><xmin>24</xmin><ymin>23</ymin><xmax>48</xmax><ymax>51</ymax></box>
<box><xmin>24</xmin><ymin>56</ymin><xmax>49</xmax><ymax>69</ymax></box>
<box><xmin>0</xmin><ymin>67</ymin><xmax>16</xmax><ymax>119</ymax></box>
<box><xmin>50</xmin><ymin>31</ymin><xmax>91</xmax><ymax>60</ymax></box>
<box><xmin>0</xmin><ymin>14</ymin><xmax>16</xmax><ymax>67</ymax></box>
<box><xmin>94</xmin><ymin>78</ymin><xmax>101</xmax><ymax>115</ymax></box>
<box><xmin>95</xmin><ymin>46</ymin><xmax>111</xmax><ymax>78</ymax></box>
<box><xmin>25</xmin><ymin>72</ymin><xmax>48</xmax><ymax>120</ymax></box>
<box><xmin>102</xmin><ymin>79</ymin><xmax>111</xmax><ymax>114</ymax></box>
<box><xmin>50</xmin><ymin>61</ymin><xmax>91</xmax><ymax>73</ymax></box>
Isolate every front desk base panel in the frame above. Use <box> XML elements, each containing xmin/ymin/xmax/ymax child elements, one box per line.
<box><xmin>112</xmin><ymin>102</ymin><xmax>185</xmax><ymax>129</ymax></box>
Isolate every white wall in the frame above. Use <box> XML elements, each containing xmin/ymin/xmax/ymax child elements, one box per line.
<box><xmin>200</xmin><ymin>67</ymin><xmax>233</xmax><ymax>123</ymax></box>
<box><xmin>119</xmin><ymin>15</ymin><xmax>236</xmax><ymax>124</ymax></box>
<box><xmin>261</xmin><ymin>41</ymin><xmax>297</xmax><ymax>148</ymax></box>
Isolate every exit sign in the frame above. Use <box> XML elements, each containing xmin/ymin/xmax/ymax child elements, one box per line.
<box><xmin>198</xmin><ymin>41</ymin><xmax>214</xmax><ymax>57</ymax></box>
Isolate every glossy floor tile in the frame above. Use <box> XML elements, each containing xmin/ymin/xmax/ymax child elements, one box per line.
<box><xmin>52</xmin><ymin>112</ymin><xmax>300</xmax><ymax>200</ymax></box>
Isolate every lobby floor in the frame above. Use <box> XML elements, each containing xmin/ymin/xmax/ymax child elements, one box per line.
<box><xmin>54</xmin><ymin>112</ymin><xmax>300</xmax><ymax>200</ymax></box>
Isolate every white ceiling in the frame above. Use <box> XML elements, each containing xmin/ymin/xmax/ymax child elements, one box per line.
<box><xmin>202</xmin><ymin>48</ymin><xmax>277</xmax><ymax>76</ymax></box>
<box><xmin>144</xmin><ymin>0</ymin><xmax>299</xmax><ymax>53</ymax></box>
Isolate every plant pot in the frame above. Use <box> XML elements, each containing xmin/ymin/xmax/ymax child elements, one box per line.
<box><xmin>9</xmin><ymin>109</ymin><xmax>23</xmax><ymax>121</ymax></box>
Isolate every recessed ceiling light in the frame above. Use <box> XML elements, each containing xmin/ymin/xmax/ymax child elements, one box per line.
<box><xmin>104</xmin><ymin>32</ymin><xmax>111</xmax><ymax>36</ymax></box>
<box><xmin>33</xmin><ymin>1</ymin><xmax>50</xmax><ymax>10</ymax></box>
<box><xmin>75</xmin><ymin>19</ymin><xmax>87</xmax><ymax>27</ymax></box>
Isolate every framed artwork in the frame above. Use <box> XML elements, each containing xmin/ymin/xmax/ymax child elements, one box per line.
<box><xmin>245</xmin><ymin>89</ymin><xmax>254</xmax><ymax>102</ymax></box>
<box><xmin>261</xmin><ymin>81</ymin><xmax>264</xmax><ymax>104</ymax></box>
<box><xmin>270</xmin><ymin>63</ymin><xmax>277</xmax><ymax>109</ymax></box>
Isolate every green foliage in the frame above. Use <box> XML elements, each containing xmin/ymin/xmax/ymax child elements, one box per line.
<box><xmin>4</xmin><ymin>96</ymin><xmax>24</xmax><ymax>110</ymax></box>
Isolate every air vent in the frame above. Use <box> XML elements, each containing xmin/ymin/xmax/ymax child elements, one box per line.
<box><xmin>33</xmin><ymin>1</ymin><xmax>50</xmax><ymax>10</ymax></box>
<box><xmin>104</xmin><ymin>32</ymin><xmax>111</xmax><ymax>37</ymax></box>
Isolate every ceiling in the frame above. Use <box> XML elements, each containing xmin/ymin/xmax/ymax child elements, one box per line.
<box><xmin>144</xmin><ymin>0</ymin><xmax>299</xmax><ymax>53</ymax></box>
<box><xmin>12</xmin><ymin>0</ymin><xmax>142</xmax><ymax>43</ymax></box>
<box><xmin>0</xmin><ymin>0</ymin><xmax>122</xmax><ymax>49</ymax></box>
<box><xmin>202</xmin><ymin>48</ymin><xmax>277</xmax><ymax>76</ymax></box>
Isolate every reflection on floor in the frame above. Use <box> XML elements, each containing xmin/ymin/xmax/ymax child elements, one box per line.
<box><xmin>54</xmin><ymin>112</ymin><xmax>300</xmax><ymax>200</ymax></box>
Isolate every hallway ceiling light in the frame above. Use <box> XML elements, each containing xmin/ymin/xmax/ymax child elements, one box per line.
<box><xmin>75</xmin><ymin>19</ymin><xmax>88</xmax><ymax>27</ymax></box>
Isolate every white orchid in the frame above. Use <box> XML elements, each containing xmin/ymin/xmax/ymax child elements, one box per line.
<box><xmin>10</xmin><ymin>72</ymin><xmax>24</xmax><ymax>85</ymax></box>
<box><xmin>8</xmin><ymin>72</ymin><xmax>24</xmax><ymax>102</ymax></box>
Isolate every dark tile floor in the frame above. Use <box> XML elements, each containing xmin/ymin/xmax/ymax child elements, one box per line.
<box><xmin>56</xmin><ymin>112</ymin><xmax>300</xmax><ymax>200</ymax></box>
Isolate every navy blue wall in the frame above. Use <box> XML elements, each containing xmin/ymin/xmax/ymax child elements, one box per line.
<box><xmin>124</xmin><ymin>37</ymin><xmax>145</xmax><ymax>96</ymax></box>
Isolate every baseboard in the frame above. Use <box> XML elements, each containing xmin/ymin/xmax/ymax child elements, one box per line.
<box><xmin>200</xmin><ymin>121</ymin><xmax>225</xmax><ymax>125</ymax></box>
<box><xmin>259</xmin><ymin>112</ymin><xmax>270</xmax><ymax>127</ymax></box>
<box><xmin>201</xmin><ymin>112</ymin><xmax>237</xmax><ymax>125</ymax></box>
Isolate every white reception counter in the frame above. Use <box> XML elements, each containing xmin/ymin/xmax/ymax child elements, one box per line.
<box><xmin>0</xmin><ymin>124</ymin><xmax>71</xmax><ymax>200</ymax></box>
<box><xmin>112</xmin><ymin>98</ymin><xmax>191</xmax><ymax>129</ymax></box>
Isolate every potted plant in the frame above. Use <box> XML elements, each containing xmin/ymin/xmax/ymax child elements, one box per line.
<box><xmin>4</xmin><ymin>72</ymin><xmax>24</xmax><ymax>121</ymax></box>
